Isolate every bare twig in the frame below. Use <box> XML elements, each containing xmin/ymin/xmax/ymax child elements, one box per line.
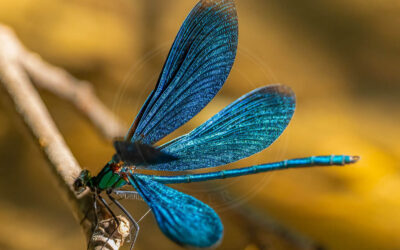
<box><xmin>230</xmin><ymin>195</ymin><xmax>322</xmax><ymax>250</ymax></box>
<box><xmin>0</xmin><ymin>24</ymin><xmax>129</xmax><ymax>250</ymax></box>
<box><xmin>10</xmin><ymin>31</ymin><xmax>126</xmax><ymax>140</ymax></box>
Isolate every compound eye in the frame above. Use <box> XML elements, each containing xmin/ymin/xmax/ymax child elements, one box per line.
<box><xmin>73</xmin><ymin>179</ymin><xmax>83</xmax><ymax>190</ymax></box>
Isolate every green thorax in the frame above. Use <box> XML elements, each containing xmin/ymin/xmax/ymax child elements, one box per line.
<box><xmin>93</xmin><ymin>160</ymin><xmax>127</xmax><ymax>190</ymax></box>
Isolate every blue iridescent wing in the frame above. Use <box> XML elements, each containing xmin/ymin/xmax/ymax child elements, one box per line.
<box><xmin>126</xmin><ymin>0</ymin><xmax>238</xmax><ymax>144</ymax></box>
<box><xmin>142</xmin><ymin>84</ymin><xmax>296</xmax><ymax>171</ymax></box>
<box><xmin>128</xmin><ymin>174</ymin><xmax>223</xmax><ymax>248</ymax></box>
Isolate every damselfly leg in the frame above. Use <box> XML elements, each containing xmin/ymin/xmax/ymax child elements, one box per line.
<box><xmin>87</xmin><ymin>193</ymin><xmax>100</xmax><ymax>250</ymax></box>
<box><xmin>98</xmin><ymin>194</ymin><xmax>121</xmax><ymax>250</ymax></box>
<box><xmin>107</xmin><ymin>190</ymin><xmax>140</xmax><ymax>250</ymax></box>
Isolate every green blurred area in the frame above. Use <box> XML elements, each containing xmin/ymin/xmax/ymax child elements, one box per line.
<box><xmin>0</xmin><ymin>0</ymin><xmax>399</xmax><ymax>249</ymax></box>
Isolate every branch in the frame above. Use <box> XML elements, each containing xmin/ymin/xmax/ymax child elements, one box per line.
<box><xmin>16</xmin><ymin>33</ymin><xmax>126</xmax><ymax>140</ymax></box>
<box><xmin>230</xmin><ymin>195</ymin><xmax>322</xmax><ymax>250</ymax></box>
<box><xmin>0</xmin><ymin>24</ymin><xmax>129</xmax><ymax>250</ymax></box>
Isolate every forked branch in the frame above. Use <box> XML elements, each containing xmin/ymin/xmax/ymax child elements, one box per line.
<box><xmin>0</xmin><ymin>24</ymin><xmax>129</xmax><ymax>250</ymax></box>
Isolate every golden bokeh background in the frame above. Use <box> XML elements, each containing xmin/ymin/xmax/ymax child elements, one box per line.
<box><xmin>0</xmin><ymin>0</ymin><xmax>399</xmax><ymax>249</ymax></box>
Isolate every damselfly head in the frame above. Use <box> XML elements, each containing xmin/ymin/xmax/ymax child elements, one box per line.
<box><xmin>73</xmin><ymin>169</ymin><xmax>92</xmax><ymax>194</ymax></box>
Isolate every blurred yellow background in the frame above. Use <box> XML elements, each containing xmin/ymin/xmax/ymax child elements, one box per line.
<box><xmin>0</xmin><ymin>0</ymin><xmax>399</xmax><ymax>249</ymax></box>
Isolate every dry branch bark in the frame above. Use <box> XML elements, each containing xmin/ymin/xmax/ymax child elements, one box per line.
<box><xmin>0</xmin><ymin>24</ymin><xmax>129</xmax><ymax>250</ymax></box>
<box><xmin>6</xmin><ymin>28</ymin><xmax>126</xmax><ymax>140</ymax></box>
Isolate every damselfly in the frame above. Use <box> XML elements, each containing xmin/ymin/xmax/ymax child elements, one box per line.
<box><xmin>73</xmin><ymin>0</ymin><xmax>359</xmax><ymax>248</ymax></box>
